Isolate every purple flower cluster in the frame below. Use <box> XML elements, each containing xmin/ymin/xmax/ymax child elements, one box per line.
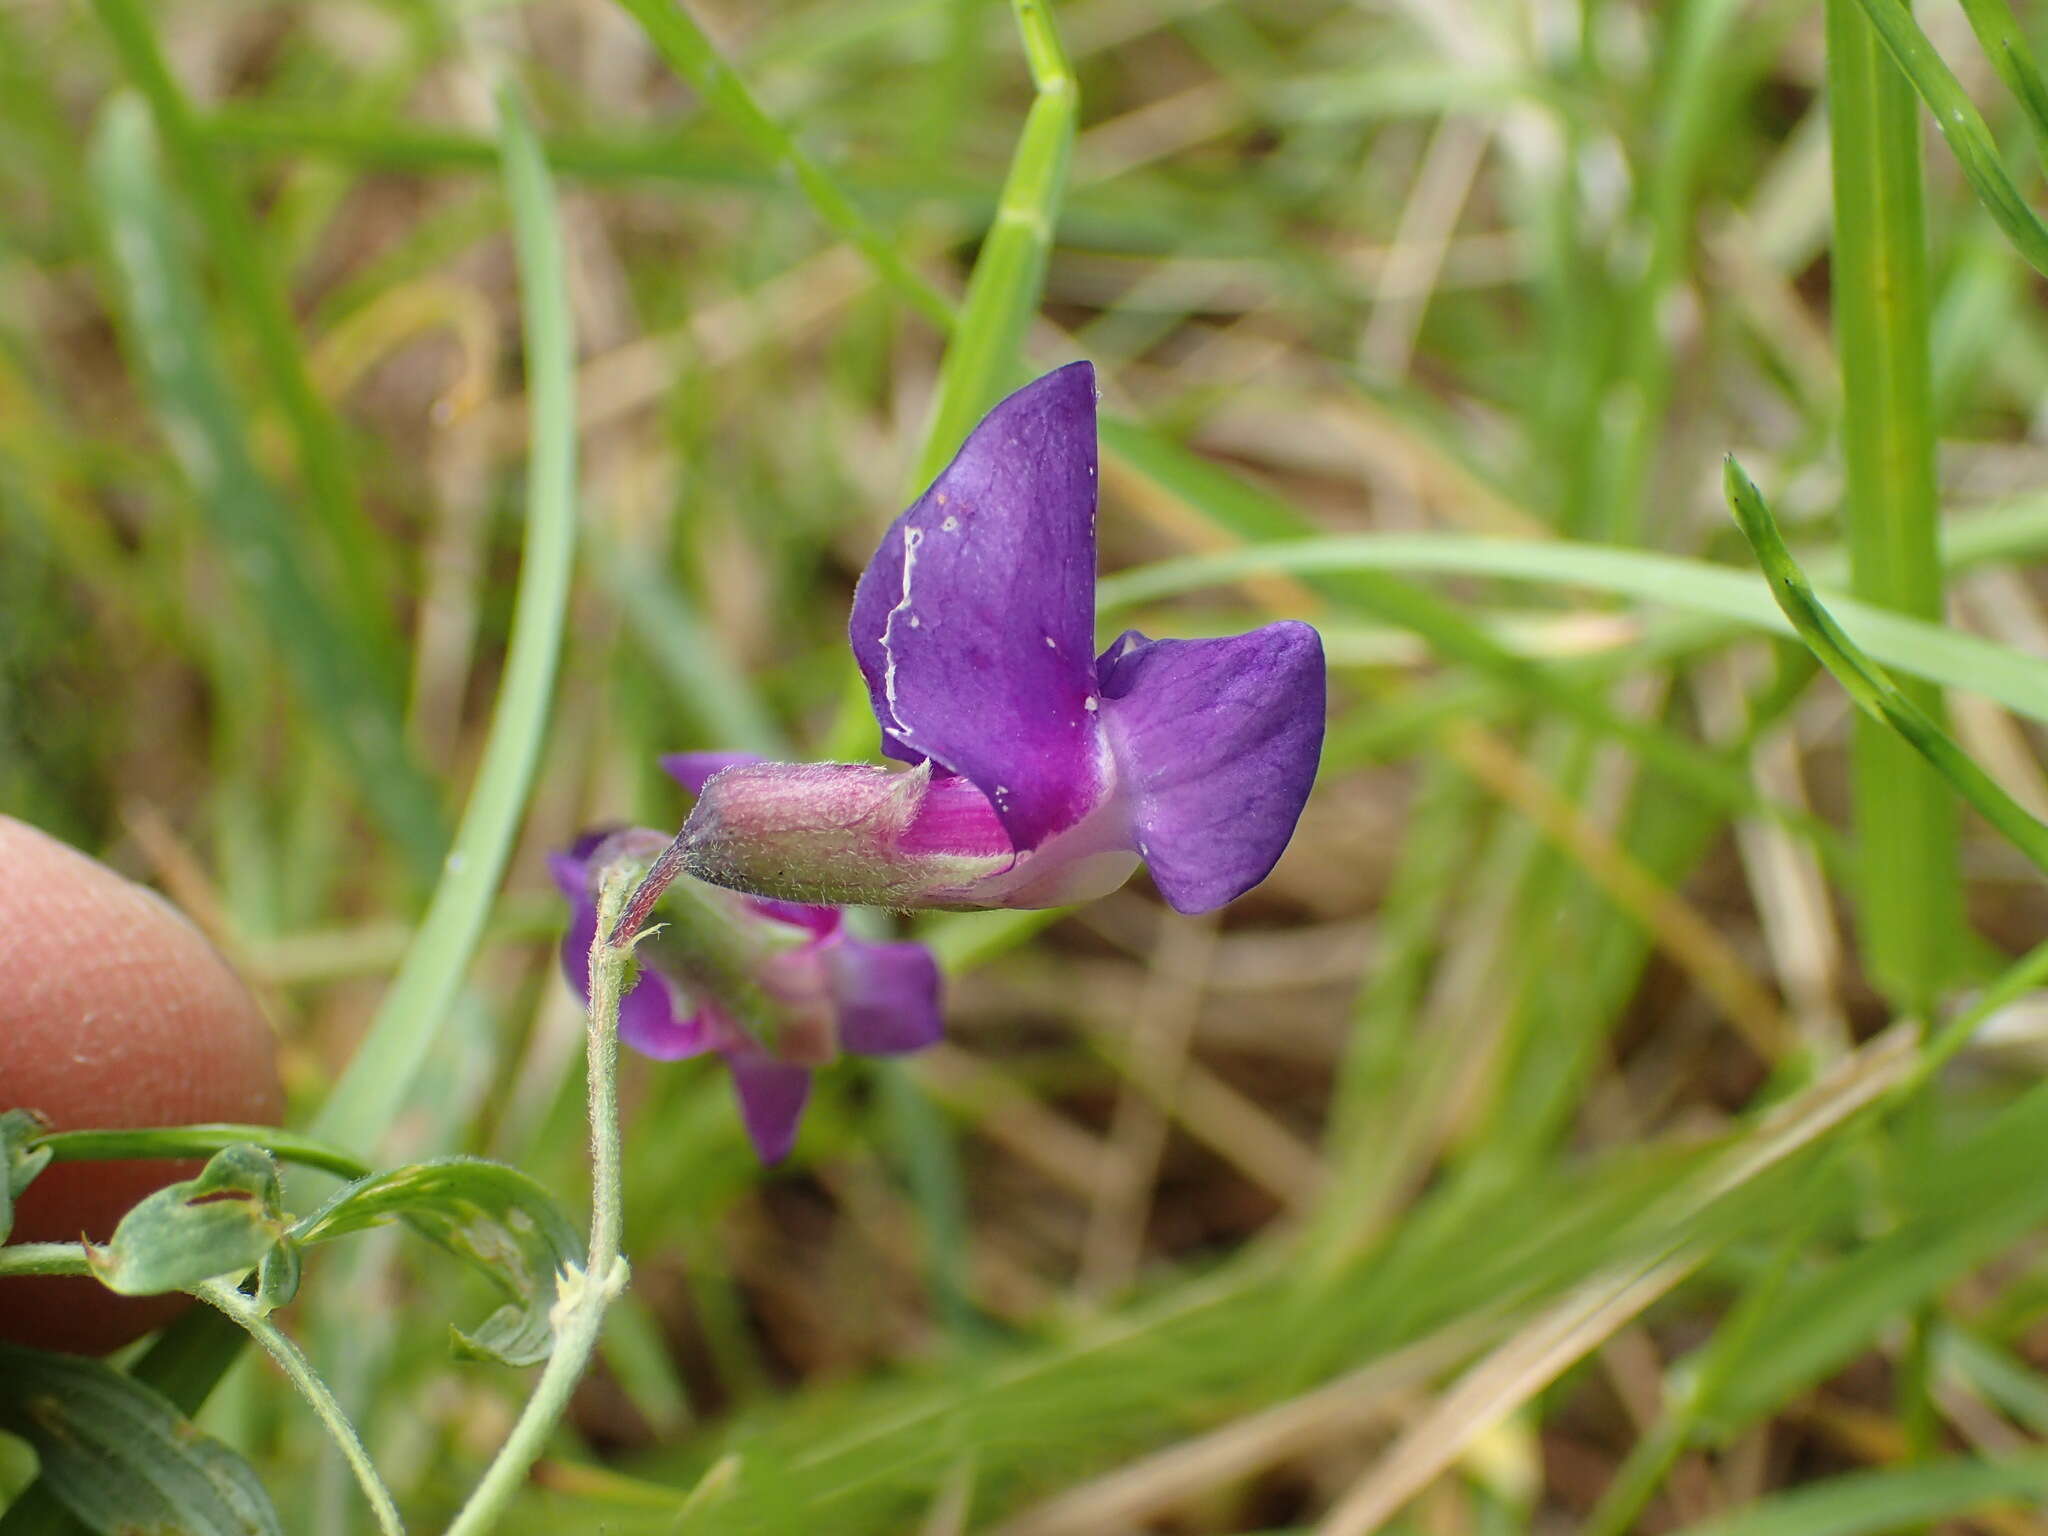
<box><xmin>555</xmin><ymin>362</ymin><xmax>1324</xmax><ymax>1161</ymax></box>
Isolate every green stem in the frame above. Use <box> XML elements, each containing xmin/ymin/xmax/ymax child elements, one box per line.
<box><xmin>194</xmin><ymin>1281</ymin><xmax>405</xmax><ymax>1536</ymax></box>
<box><xmin>34</xmin><ymin>1126</ymin><xmax>368</xmax><ymax>1182</ymax></box>
<box><xmin>1825</xmin><ymin>0</ymin><xmax>1958</xmax><ymax>1012</ymax></box>
<box><xmin>0</xmin><ymin>1244</ymin><xmax>89</xmax><ymax>1279</ymax></box>
<box><xmin>442</xmin><ymin>868</ymin><xmax>633</xmax><ymax>1536</ymax></box>
<box><xmin>1913</xmin><ymin>932</ymin><xmax>2048</xmax><ymax>1086</ymax></box>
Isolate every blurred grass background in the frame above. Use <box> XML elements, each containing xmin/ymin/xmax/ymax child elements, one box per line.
<box><xmin>11</xmin><ymin>0</ymin><xmax>2048</xmax><ymax>1530</ymax></box>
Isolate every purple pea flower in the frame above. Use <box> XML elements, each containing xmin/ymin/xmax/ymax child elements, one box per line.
<box><xmin>674</xmin><ymin>361</ymin><xmax>1325</xmax><ymax>915</ymax></box>
<box><xmin>551</xmin><ymin>828</ymin><xmax>942</xmax><ymax>1162</ymax></box>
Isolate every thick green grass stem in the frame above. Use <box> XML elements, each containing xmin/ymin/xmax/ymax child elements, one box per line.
<box><xmin>1826</xmin><ymin>0</ymin><xmax>1962</xmax><ymax>1010</ymax></box>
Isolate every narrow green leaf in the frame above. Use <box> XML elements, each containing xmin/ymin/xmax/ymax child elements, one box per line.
<box><xmin>1724</xmin><ymin>458</ymin><xmax>2048</xmax><ymax>876</ymax></box>
<box><xmin>87</xmin><ymin>1145</ymin><xmax>288</xmax><ymax>1298</ymax></box>
<box><xmin>86</xmin><ymin>96</ymin><xmax>447</xmax><ymax>881</ymax></box>
<box><xmin>87</xmin><ymin>0</ymin><xmax>397</xmax><ymax>672</ymax></box>
<box><xmin>594</xmin><ymin>538</ymin><xmax>785</xmax><ymax>757</ymax></box>
<box><xmin>0</xmin><ymin>1344</ymin><xmax>283</xmax><ymax>1536</ymax></box>
<box><xmin>306</xmin><ymin>82</ymin><xmax>580</xmax><ymax>1161</ymax></box>
<box><xmin>909</xmin><ymin>0</ymin><xmax>1077</xmax><ymax>486</ymax></box>
<box><xmin>1701</xmin><ymin>1076</ymin><xmax>2048</xmax><ymax>1431</ymax></box>
<box><xmin>608</xmin><ymin>0</ymin><xmax>950</xmax><ymax>330</ymax></box>
<box><xmin>1093</xmin><ymin>533</ymin><xmax>2048</xmax><ymax>728</ymax></box>
<box><xmin>1955</xmin><ymin>0</ymin><xmax>2048</xmax><ymax>156</ymax></box>
<box><xmin>1103</xmin><ymin>419</ymin><xmax>1835</xmax><ymax>848</ymax></box>
<box><xmin>1849</xmin><ymin>0</ymin><xmax>2048</xmax><ymax>277</ymax></box>
<box><xmin>291</xmin><ymin>1156</ymin><xmax>586</xmax><ymax>1366</ymax></box>
<box><xmin>0</xmin><ymin>1111</ymin><xmax>52</xmax><ymax>1245</ymax></box>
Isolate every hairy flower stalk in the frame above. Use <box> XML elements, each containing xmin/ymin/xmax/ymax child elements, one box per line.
<box><xmin>674</xmin><ymin>362</ymin><xmax>1326</xmax><ymax>915</ymax></box>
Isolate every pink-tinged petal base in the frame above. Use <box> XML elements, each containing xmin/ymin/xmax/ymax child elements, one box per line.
<box><xmin>960</xmin><ymin>785</ymin><xmax>1141</xmax><ymax>908</ymax></box>
<box><xmin>1096</xmin><ymin>622</ymin><xmax>1324</xmax><ymax>914</ymax></box>
<box><xmin>748</xmin><ymin>897</ymin><xmax>841</xmax><ymax>936</ymax></box>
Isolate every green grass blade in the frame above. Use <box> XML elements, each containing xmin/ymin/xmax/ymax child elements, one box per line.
<box><xmin>1724</xmin><ymin>459</ymin><xmax>2048</xmax><ymax>877</ymax></box>
<box><xmin>309</xmin><ymin>81</ymin><xmax>580</xmax><ymax>1157</ymax></box>
<box><xmin>910</xmin><ymin>0</ymin><xmax>1077</xmax><ymax>486</ymax></box>
<box><xmin>594</xmin><ymin>539</ymin><xmax>786</xmax><ymax>757</ymax></box>
<box><xmin>1095</xmin><ymin>533</ymin><xmax>2048</xmax><ymax>726</ymax></box>
<box><xmin>608</xmin><ymin>0</ymin><xmax>951</xmax><ymax>330</ymax></box>
<box><xmin>1670</xmin><ymin>1454</ymin><xmax>2048</xmax><ymax>1536</ymax></box>
<box><xmin>1848</xmin><ymin>0</ymin><xmax>2048</xmax><ymax>278</ymax></box>
<box><xmin>88</xmin><ymin>0</ymin><xmax>398</xmax><ymax>678</ymax></box>
<box><xmin>200</xmin><ymin>104</ymin><xmax>786</xmax><ymax>188</ymax></box>
<box><xmin>1955</xmin><ymin>0</ymin><xmax>2048</xmax><ymax>156</ymax></box>
<box><xmin>87</xmin><ymin>97</ymin><xmax>448</xmax><ymax>881</ymax></box>
<box><xmin>1915</xmin><ymin>932</ymin><xmax>2048</xmax><ymax>1084</ymax></box>
<box><xmin>1100</xmin><ymin>422</ymin><xmax>1836</xmax><ymax>849</ymax></box>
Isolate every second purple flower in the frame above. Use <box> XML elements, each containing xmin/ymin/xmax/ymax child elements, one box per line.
<box><xmin>552</xmin><ymin>828</ymin><xmax>941</xmax><ymax>1162</ymax></box>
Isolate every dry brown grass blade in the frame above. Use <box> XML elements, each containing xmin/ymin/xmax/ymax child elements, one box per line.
<box><xmin>915</xmin><ymin>1043</ymin><xmax>1108</xmax><ymax>1197</ymax></box>
<box><xmin>1696</xmin><ymin>655</ymin><xmax>1851</xmax><ymax>1057</ymax></box>
<box><xmin>1080</xmin><ymin>916</ymin><xmax>1217</xmax><ymax>1297</ymax></box>
<box><xmin>1444</xmin><ymin>722</ymin><xmax>1791</xmax><ymax>1064</ymax></box>
<box><xmin>1360</xmin><ymin>116</ymin><xmax>1489</xmax><ymax>380</ymax></box>
<box><xmin>1317</xmin><ymin>1256</ymin><xmax>1698</xmax><ymax>1536</ymax></box>
<box><xmin>483</xmin><ymin>245</ymin><xmax>870</xmax><ymax>445</ymax></box>
<box><xmin>1310</xmin><ymin>1023</ymin><xmax>1919</xmax><ymax>1534</ymax></box>
<box><xmin>989</xmin><ymin>1321</ymin><xmax>1490</xmax><ymax>1536</ymax></box>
